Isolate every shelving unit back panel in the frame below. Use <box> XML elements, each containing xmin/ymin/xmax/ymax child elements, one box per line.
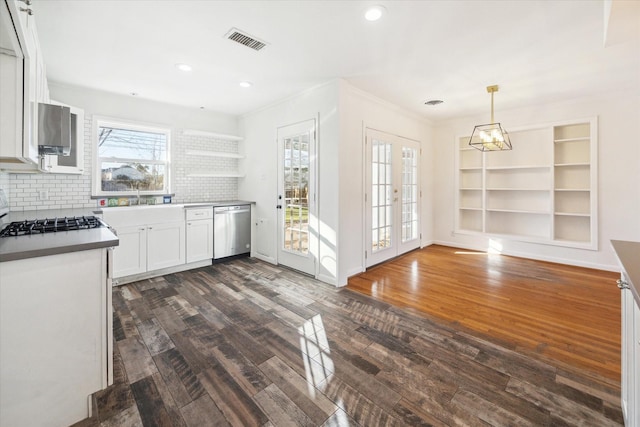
<box><xmin>554</xmin><ymin>123</ymin><xmax>589</xmax><ymax>140</ymax></box>
<box><xmin>555</xmin><ymin>165</ymin><xmax>590</xmax><ymax>189</ymax></box>
<box><xmin>460</xmin><ymin>170</ymin><xmax>482</xmax><ymax>188</ymax></box>
<box><xmin>486</xmin><ymin>128</ymin><xmax>549</xmax><ymax>168</ymax></box>
<box><xmin>460</xmin><ymin>189</ymin><xmax>482</xmax><ymax>209</ymax></box>
<box><xmin>554</xmin><ymin>215</ymin><xmax>591</xmax><ymax>242</ymax></box>
<box><xmin>486</xmin><ymin>169</ymin><xmax>551</xmax><ymax>189</ymax></box>
<box><xmin>459</xmin><ymin>210</ymin><xmax>483</xmax><ymax>232</ymax></box>
<box><xmin>460</xmin><ymin>149</ymin><xmax>482</xmax><ymax>168</ymax></box>
<box><xmin>555</xmin><ymin>140</ymin><xmax>590</xmax><ymax>164</ymax></box>
<box><xmin>486</xmin><ymin>211</ymin><xmax>550</xmax><ymax>239</ymax></box>
<box><xmin>555</xmin><ymin>191</ymin><xmax>590</xmax><ymax>214</ymax></box>
<box><xmin>487</xmin><ymin>190</ymin><xmax>549</xmax><ymax>212</ymax></box>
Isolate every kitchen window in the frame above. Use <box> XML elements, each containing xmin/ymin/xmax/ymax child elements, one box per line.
<box><xmin>92</xmin><ymin>118</ymin><xmax>170</xmax><ymax>196</ymax></box>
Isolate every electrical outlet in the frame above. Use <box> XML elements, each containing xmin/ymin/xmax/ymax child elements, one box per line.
<box><xmin>38</xmin><ymin>190</ymin><xmax>49</xmax><ymax>201</ymax></box>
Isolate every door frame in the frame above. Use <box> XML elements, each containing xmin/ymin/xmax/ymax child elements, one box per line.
<box><xmin>362</xmin><ymin>125</ymin><xmax>422</xmax><ymax>269</ymax></box>
<box><xmin>275</xmin><ymin>117</ymin><xmax>319</xmax><ymax>278</ymax></box>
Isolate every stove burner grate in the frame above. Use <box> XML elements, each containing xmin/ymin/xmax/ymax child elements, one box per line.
<box><xmin>0</xmin><ymin>216</ymin><xmax>104</xmax><ymax>237</ymax></box>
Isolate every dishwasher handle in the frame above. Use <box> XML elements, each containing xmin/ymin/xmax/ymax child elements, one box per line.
<box><xmin>214</xmin><ymin>205</ymin><xmax>250</xmax><ymax>214</ymax></box>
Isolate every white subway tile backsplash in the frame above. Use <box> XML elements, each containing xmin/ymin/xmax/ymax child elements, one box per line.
<box><xmin>7</xmin><ymin>116</ymin><xmax>240</xmax><ymax>210</ymax></box>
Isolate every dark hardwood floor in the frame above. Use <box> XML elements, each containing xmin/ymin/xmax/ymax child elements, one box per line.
<box><xmin>75</xmin><ymin>253</ymin><xmax>623</xmax><ymax>426</ymax></box>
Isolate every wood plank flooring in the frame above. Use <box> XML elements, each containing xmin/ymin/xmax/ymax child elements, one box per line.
<box><xmin>74</xmin><ymin>254</ymin><xmax>623</xmax><ymax>426</ymax></box>
<box><xmin>348</xmin><ymin>245</ymin><xmax>621</xmax><ymax>384</ymax></box>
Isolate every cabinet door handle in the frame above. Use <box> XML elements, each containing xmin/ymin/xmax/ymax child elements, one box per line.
<box><xmin>617</xmin><ymin>279</ymin><xmax>630</xmax><ymax>290</ymax></box>
<box><xmin>20</xmin><ymin>7</ymin><xmax>33</xmax><ymax>15</ymax></box>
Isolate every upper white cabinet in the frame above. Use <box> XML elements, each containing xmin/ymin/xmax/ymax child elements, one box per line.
<box><xmin>456</xmin><ymin>118</ymin><xmax>597</xmax><ymax>249</ymax></box>
<box><xmin>0</xmin><ymin>0</ymin><xmax>49</xmax><ymax>170</ymax></box>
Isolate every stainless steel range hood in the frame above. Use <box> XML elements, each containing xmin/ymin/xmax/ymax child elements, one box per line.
<box><xmin>38</xmin><ymin>103</ymin><xmax>71</xmax><ymax>156</ymax></box>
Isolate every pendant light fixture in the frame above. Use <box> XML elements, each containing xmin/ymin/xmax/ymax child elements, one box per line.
<box><xmin>468</xmin><ymin>85</ymin><xmax>512</xmax><ymax>151</ymax></box>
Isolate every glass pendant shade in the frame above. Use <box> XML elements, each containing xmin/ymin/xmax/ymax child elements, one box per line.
<box><xmin>469</xmin><ymin>85</ymin><xmax>511</xmax><ymax>151</ymax></box>
<box><xmin>469</xmin><ymin>123</ymin><xmax>512</xmax><ymax>151</ymax></box>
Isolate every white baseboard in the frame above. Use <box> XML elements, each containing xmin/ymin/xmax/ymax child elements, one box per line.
<box><xmin>113</xmin><ymin>259</ymin><xmax>212</xmax><ymax>286</ymax></box>
<box><xmin>252</xmin><ymin>252</ymin><xmax>277</xmax><ymax>265</ymax></box>
<box><xmin>430</xmin><ymin>239</ymin><xmax>619</xmax><ymax>272</ymax></box>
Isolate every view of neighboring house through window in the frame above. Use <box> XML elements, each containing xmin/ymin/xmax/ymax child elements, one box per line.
<box><xmin>93</xmin><ymin>118</ymin><xmax>170</xmax><ymax>195</ymax></box>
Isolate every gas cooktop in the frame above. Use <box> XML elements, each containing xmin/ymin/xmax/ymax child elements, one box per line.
<box><xmin>0</xmin><ymin>216</ymin><xmax>105</xmax><ymax>237</ymax></box>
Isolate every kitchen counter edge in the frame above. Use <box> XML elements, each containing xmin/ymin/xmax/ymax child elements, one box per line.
<box><xmin>611</xmin><ymin>240</ymin><xmax>640</xmax><ymax>306</ymax></box>
<box><xmin>0</xmin><ymin>228</ymin><xmax>119</xmax><ymax>262</ymax></box>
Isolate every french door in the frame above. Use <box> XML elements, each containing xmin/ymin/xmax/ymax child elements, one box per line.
<box><xmin>365</xmin><ymin>128</ymin><xmax>421</xmax><ymax>267</ymax></box>
<box><xmin>277</xmin><ymin>119</ymin><xmax>317</xmax><ymax>276</ymax></box>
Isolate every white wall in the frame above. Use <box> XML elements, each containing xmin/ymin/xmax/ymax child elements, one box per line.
<box><xmin>239</xmin><ymin>79</ymin><xmax>433</xmax><ymax>287</ymax></box>
<box><xmin>239</xmin><ymin>80</ymin><xmax>341</xmax><ymax>284</ymax></box>
<box><xmin>48</xmin><ymin>82</ymin><xmax>238</xmax><ymax>135</ymax></box>
<box><xmin>338</xmin><ymin>81</ymin><xmax>433</xmax><ymax>283</ymax></box>
<box><xmin>433</xmin><ymin>92</ymin><xmax>640</xmax><ymax>271</ymax></box>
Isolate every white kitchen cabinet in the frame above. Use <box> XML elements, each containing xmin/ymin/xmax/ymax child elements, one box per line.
<box><xmin>621</xmin><ymin>275</ymin><xmax>640</xmax><ymax>427</ymax></box>
<box><xmin>456</xmin><ymin>118</ymin><xmax>597</xmax><ymax>249</ymax></box>
<box><xmin>147</xmin><ymin>221</ymin><xmax>186</xmax><ymax>270</ymax></box>
<box><xmin>0</xmin><ymin>248</ymin><xmax>111</xmax><ymax>427</ymax></box>
<box><xmin>111</xmin><ymin>225</ymin><xmax>147</xmax><ymax>277</ymax></box>
<box><xmin>186</xmin><ymin>208</ymin><xmax>214</xmax><ymax>263</ymax></box>
<box><xmin>0</xmin><ymin>0</ymin><xmax>49</xmax><ymax>170</ymax></box>
<box><xmin>103</xmin><ymin>206</ymin><xmax>186</xmax><ymax>280</ymax></box>
<box><xmin>612</xmin><ymin>240</ymin><xmax>640</xmax><ymax>427</ymax></box>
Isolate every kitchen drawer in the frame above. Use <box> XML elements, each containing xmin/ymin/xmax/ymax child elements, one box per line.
<box><xmin>186</xmin><ymin>208</ymin><xmax>213</xmax><ymax>221</ymax></box>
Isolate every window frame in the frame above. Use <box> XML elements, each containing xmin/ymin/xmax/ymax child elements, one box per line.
<box><xmin>92</xmin><ymin>116</ymin><xmax>172</xmax><ymax>197</ymax></box>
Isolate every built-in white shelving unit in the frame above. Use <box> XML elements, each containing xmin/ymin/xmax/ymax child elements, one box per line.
<box><xmin>455</xmin><ymin>118</ymin><xmax>597</xmax><ymax>249</ymax></box>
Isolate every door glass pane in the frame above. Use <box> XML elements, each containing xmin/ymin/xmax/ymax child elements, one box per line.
<box><xmin>372</xmin><ymin>140</ymin><xmax>393</xmax><ymax>252</ymax></box>
<box><xmin>283</xmin><ymin>133</ymin><xmax>309</xmax><ymax>254</ymax></box>
<box><xmin>401</xmin><ymin>147</ymin><xmax>418</xmax><ymax>243</ymax></box>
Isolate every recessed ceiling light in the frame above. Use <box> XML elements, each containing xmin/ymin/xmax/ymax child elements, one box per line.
<box><xmin>424</xmin><ymin>99</ymin><xmax>444</xmax><ymax>106</ymax></box>
<box><xmin>364</xmin><ymin>5</ymin><xmax>386</xmax><ymax>21</ymax></box>
<box><xmin>239</xmin><ymin>81</ymin><xmax>253</xmax><ymax>88</ymax></box>
<box><xmin>175</xmin><ymin>63</ymin><xmax>192</xmax><ymax>72</ymax></box>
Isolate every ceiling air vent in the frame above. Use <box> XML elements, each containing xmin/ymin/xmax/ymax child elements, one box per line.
<box><xmin>224</xmin><ymin>28</ymin><xmax>268</xmax><ymax>51</ymax></box>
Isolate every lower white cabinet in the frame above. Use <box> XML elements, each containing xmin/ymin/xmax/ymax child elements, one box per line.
<box><xmin>103</xmin><ymin>206</ymin><xmax>186</xmax><ymax>279</ymax></box>
<box><xmin>0</xmin><ymin>249</ymin><xmax>111</xmax><ymax>427</ymax></box>
<box><xmin>186</xmin><ymin>208</ymin><xmax>214</xmax><ymax>263</ymax></box>
<box><xmin>621</xmin><ymin>277</ymin><xmax>640</xmax><ymax>427</ymax></box>
<box><xmin>112</xmin><ymin>225</ymin><xmax>147</xmax><ymax>277</ymax></box>
<box><xmin>147</xmin><ymin>221</ymin><xmax>186</xmax><ymax>271</ymax></box>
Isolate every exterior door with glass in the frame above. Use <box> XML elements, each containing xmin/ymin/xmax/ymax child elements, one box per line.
<box><xmin>365</xmin><ymin>128</ymin><xmax>420</xmax><ymax>267</ymax></box>
<box><xmin>277</xmin><ymin>119</ymin><xmax>317</xmax><ymax>276</ymax></box>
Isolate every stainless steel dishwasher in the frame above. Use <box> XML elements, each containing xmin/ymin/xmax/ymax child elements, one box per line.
<box><xmin>213</xmin><ymin>205</ymin><xmax>251</xmax><ymax>259</ymax></box>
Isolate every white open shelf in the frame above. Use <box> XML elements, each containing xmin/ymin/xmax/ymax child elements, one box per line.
<box><xmin>186</xmin><ymin>172</ymin><xmax>245</xmax><ymax>178</ymax></box>
<box><xmin>185</xmin><ymin>149</ymin><xmax>244</xmax><ymax>159</ymax></box>
<box><xmin>182</xmin><ymin>129</ymin><xmax>243</xmax><ymax>141</ymax></box>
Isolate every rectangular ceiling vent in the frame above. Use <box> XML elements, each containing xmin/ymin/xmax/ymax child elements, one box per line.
<box><xmin>224</xmin><ymin>28</ymin><xmax>268</xmax><ymax>51</ymax></box>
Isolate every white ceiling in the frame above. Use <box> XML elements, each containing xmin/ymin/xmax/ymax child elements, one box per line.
<box><xmin>35</xmin><ymin>0</ymin><xmax>639</xmax><ymax>120</ymax></box>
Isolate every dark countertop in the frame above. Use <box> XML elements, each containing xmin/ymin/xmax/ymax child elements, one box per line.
<box><xmin>0</xmin><ymin>227</ymin><xmax>119</xmax><ymax>262</ymax></box>
<box><xmin>0</xmin><ymin>207</ymin><xmax>119</xmax><ymax>262</ymax></box>
<box><xmin>611</xmin><ymin>240</ymin><xmax>640</xmax><ymax>306</ymax></box>
<box><xmin>182</xmin><ymin>200</ymin><xmax>254</xmax><ymax>208</ymax></box>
